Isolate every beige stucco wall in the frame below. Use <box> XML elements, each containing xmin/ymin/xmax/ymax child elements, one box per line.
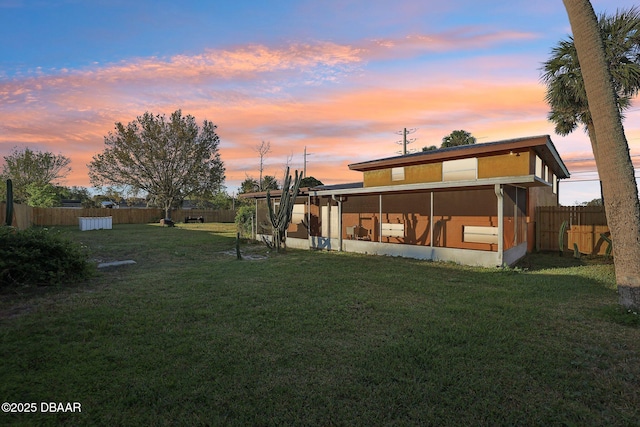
<box><xmin>364</xmin><ymin>163</ymin><xmax>442</xmax><ymax>187</ymax></box>
<box><xmin>363</xmin><ymin>151</ymin><xmax>532</xmax><ymax>187</ymax></box>
<box><xmin>477</xmin><ymin>151</ymin><xmax>530</xmax><ymax>179</ymax></box>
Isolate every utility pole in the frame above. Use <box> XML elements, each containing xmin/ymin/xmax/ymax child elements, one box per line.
<box><xmin>395</xmin><ymin>128</ymin><xmax>417</xmax><ymax>155</ymax></box>
<box><xmin>303</xmin><ymin>146</ymin><xmax>314</xmax><ymax>178</ymax></box>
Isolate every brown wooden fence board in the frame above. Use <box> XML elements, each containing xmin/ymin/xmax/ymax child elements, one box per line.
<box><xmin>535</xmin><ymin>206</ymin><xmax>607</xmax><ymax>253</ymax></box>
<box><xmin>0</xmin><ymin>202</ymin><xmax>32</xmax><ymax>230</ymax></box>
<box><xmin>567</xmin><ymin>225</ymin><xmax>611</xmax><ymax>256</ymax></box>
<box><xmin>172</xmin><ymin>208</ymin><xmax>236</xmax><ymax>223</ymax></box>
<box><xmin>1</xmin><ymin>203</ymin><xmax>236</xmax><ymax>229</ymax></box>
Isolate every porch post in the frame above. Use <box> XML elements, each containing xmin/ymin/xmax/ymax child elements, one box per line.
<box><xmin>307</xmin><ymin>194</ymin><xmax>311</xmax><ymax>246</ymax></box>
<box><xmin>254</xmin><ymin>198</ymin><xmax>258</xmax><ymax>240</ymax></box>
<box><xmin>379</xmin><ymin>194</ymin><xmax>383</xmax><ymax>243</ymax></box>
<box><xmin>331</xmin><ymin>194</ymin><xmax>343</xmax><ymax>251</ymax></box>
<box><xmin>430</xmin><ymin>191</ymin><xmax>434</xmax><ymax>248</ymax></box>
<box><xmin>327</xmin><ymin>198</ymin><xmax>331</xmax><ymax>249</ymax></box>
<box><xmin>337</xmin><ymin>196</ymin><xmax>343</xmax><ymax>251</ymax></box>
<box><xmin>514</xmin><ymin>186</ymin><xmax>518</xmax><ymax>247</ymax></box>
<box><xmin>495</xmin><ymin>184</ymin><xmax>504</xmax><ymax>266</ymax></box>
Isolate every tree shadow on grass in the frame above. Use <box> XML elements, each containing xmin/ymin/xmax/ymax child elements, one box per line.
<box><xmin>515</xmin><ymin>251</ymin><xmax>613</xmax><ymax>271</ymax></box>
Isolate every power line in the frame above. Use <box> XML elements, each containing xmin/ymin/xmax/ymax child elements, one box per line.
<box><xmin>563</xmin><ymin>153</ymin><xmax>640</xmax><ymax>163</ymax></box>
<box><xmin>564</xmin><ymin>177</ymin><xmax>640</xmax><ymax>183</ymax></box>
<box><xmin>563</xmin><ymin>169</ymin><xmax>640</xmax><ymax>183</ymax></box>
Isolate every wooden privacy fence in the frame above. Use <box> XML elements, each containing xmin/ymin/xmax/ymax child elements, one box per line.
<box><xmin>0</xmin><ymin>203</ymin><xmax>32</xmax><ymax>230</ymax></box>
<box><xmin>567</xmin><ymin>225</ymin><xmax>611</xmax><ymax>256</ymax></box>
<box><xmin>0</xmin><ymin>203</ymin><xmax>236</xmax><ymax>229</ymax></box>
<box><xmin>535</xmin><ymin>206</ymin><xmax>609</xmax><ymax>254</ymax></box>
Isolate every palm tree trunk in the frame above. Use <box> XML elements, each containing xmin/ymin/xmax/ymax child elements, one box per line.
<box><xmin>564</xmin><ymin>0</ymin><xmax>640</xmax><ymax>309</ymax></box>
<box><xmin>585</xmin><ymin>123</ymin><xmax>604</xmax><ymax>204</ymax></box>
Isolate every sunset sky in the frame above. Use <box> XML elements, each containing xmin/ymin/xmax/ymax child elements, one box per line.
<box><xmin>1</xmin><ymin>0</ymin><xmax>639</xmax><ymax>205</ymax></box>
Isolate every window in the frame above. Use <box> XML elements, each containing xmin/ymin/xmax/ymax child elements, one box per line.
<box><xmin>442</xmin><ymin>158</ymin><xmax>477</xmax><ymax>181</ymax></box>
<box><xmin>292</xmin><ymin>203</ymin><xmax>306</xmax><ymax>225</ymax></box>
<box><xmin>553</xmin><ymin>174</ymin><xmax>558</xmax><ymax>194</ymax></box>
<box><xmin>391</xmin><ymin>167</ymin><xmax>405</xmax><ymax>181</ymax></box>
<box><xmin>535</xmin><ymin>156</ymin><xmax>543</xmax><ymax>178</ymax></box>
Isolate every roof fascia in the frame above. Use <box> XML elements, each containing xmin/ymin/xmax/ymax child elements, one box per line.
<box><xmin>542</xmin><ymin>137</ymin><xmax>570</xmax><ymax>178</ymax></box>
<box><xmin>312</xmin><ymin>175</ymin><xmax>548</xmax><ymax>197</ymax></box>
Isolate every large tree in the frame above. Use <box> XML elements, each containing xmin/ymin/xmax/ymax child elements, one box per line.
<box><xmin>1</xmin><ymin>147</ymin><xmax>71</xmax><ymax>203</ymax></box>
<box><xmin>254</xmin><ymin>140</ymin><xmax>271</xmax><ymax>191</ymax></box>
<box><xmin>441</xmin><ymin>130</ymin><xmax>476</xmax><ymax>148</ymax></box>
<box><xmin>299</xmin><ymin>176</ymin><xmax>323</xmax><ymax>188</ymax></box>
<box><xmin>238</xmin><ymin>177</ymin><xmax>260</xmax><ymax>195</ymax></box>
<box><xmin>88</xmin><ymin>110</ymin><xmax>225</xmax><ymax>219</ymax></box>
<box><xmin>563</xmin><ymin>0</ymin><xmax>640</xmax><ymax>309</ymax></box>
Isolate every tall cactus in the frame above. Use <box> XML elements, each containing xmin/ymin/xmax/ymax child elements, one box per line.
<box><xmin>266</xmin><ymin>167</ymin><xmax>303</xmax><ymax>252</ymax></box>
<box><xmin>5</xmin><ymin>179</ymin><xmax>13</xmax><ymax>227</ymax></box>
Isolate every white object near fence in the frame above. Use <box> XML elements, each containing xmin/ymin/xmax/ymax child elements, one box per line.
<box><xmin>79</xmin><ymin>216</ymin><xmax>113</xmax><ymax>231</ymax></box>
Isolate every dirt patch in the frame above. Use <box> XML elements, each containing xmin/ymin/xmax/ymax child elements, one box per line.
<box><xmin>221</xmin><ymin>250</ymin><xmax>268</xmax><ymax>261</ymax></box>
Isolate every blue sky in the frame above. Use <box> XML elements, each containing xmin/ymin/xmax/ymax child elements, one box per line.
<box><xmin>1</xmin><ymin>0</ymin><xmax>638</xmax><ymax>204</ymax></box>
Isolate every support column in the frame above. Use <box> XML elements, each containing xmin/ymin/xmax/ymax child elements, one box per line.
<box><xmin>379</xmin><ymin>194</ymin><xmax>383</xmax><ymax>243</ymax></box>
<box><xmin>254</xmin><ymin>198</ymin><xmax>258</xmax><ymax>240</ymax></box>
<box><xmin>430</xmin><ymin>191</ymin><xmax>434</xmax><ymax>247</ymax></box>
<box><xmin>495</xmin><ymin>184</ymin><xmax>504</xmax><ymax>266</ymax></box>
<box><xmin>307</xmin><ymin>194</ymin><xmax>311</xmax><ymax>245</ymax></box>
<box><xmin>332</xmin><ymin>195</ymin><xmax>343</xmax><ymax>251</ymax></box>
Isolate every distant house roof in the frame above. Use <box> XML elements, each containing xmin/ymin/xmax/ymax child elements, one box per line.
<box><xmin>313</xmin><ymin>182</ymin><xmax>364</xmax><ymax>191</ymax></box>
<box><xmin>61</xmin><ymin>199</ymin><xmax>83</xmax><ymax>208</ymax></box>
<box><xmin>239</xmin><ymin>186</ymin><xmax>322</xmax><ymax>199</ymax></box>
<box><xmin>348</xmin><ymin>135</ymin><xmax>570</xmax><ymax>179</ymax></box>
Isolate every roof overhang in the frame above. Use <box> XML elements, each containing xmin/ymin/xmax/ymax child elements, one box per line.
<box><xmin>311</xmin><ymin>175</ymin><xmax>549</xmax><ymax>197</ymax></box>
<box><xmin>238</xmin><ymin>187</ymin><xmax>315</xmax><ymax>200</ymax></box>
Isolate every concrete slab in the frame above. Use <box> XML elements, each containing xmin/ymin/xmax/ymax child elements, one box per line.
<box><xmin>97</xmin><ymin>260</ymin><xmax>137</xmax><ymax>268</ymax></box>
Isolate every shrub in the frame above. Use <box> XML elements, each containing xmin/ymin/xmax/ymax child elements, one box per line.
<box><xmin>0</xmin><ymin>226</ymin><xmax>93</xmax><ymax>287</ymax></box>
<box><xmin>234</xmin><ymin>205</ymin><xmax>255</xmax><ymax>238</ymax></box>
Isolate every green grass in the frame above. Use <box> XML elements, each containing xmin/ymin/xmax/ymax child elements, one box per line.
<box><xmin>1</xmin><ymin>223</ymin><xmax>639</xmax><ymax>426</ymax></box>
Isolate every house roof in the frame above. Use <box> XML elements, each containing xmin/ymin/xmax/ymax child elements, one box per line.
<box><xmin>311</xmin><ymin>175</ymin><xmax>550</xmax><ymax>197</ymax></box>
<box><xmin>240</xmin><ymin>135</ymin><xmax>571</xmax><ymax>200</ymax></box>
<box><xmin>239</xmin><ymin>182</ymin><xmax>365</xmax><ymax>199</ymax></box>
<box><xmin>314</xmin><ymin>182</ymin><xmax>364</xmax><ymax>191</ymax></box>
<box><xmin>348</xmin><ymin>135</ymin><xmax>570</xmax><ymax>179</ymax></box>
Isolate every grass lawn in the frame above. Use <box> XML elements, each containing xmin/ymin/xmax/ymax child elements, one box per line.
<box><xmin>1</xmin><ymin>223</ymin><xmax>639</xmax><ymax>426</ymax></box>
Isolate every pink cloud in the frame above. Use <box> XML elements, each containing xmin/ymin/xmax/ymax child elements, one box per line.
<box><xmin>2</xmin><ymin>32</ymin><xmax>636</xmax><ymax>203</ymax></box>
<box><xmin>363</xmin><ymin>28</ymin><xmax>538</xmax><ymax>60</ymax></box>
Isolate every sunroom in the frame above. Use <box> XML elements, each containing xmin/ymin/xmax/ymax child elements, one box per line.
<box><xmin>247</xmin><ymin>135</ymin><xmax>569</xmax><ymax>267</ymax></box>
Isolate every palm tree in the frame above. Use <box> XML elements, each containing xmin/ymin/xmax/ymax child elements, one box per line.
<box><xmin>441</xmin><ymin>130</ymin><xmax>476</xmax><ymax>148</ymax></box>
<box><xmin>542</xmin><ymin>7</ymin><xmax>640</xmax><ymax>167</ymax></box>
<box><xmin>562</xmin><ymin>0</ymin><xmax>640</xmax><ymax>310</ymax></box>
